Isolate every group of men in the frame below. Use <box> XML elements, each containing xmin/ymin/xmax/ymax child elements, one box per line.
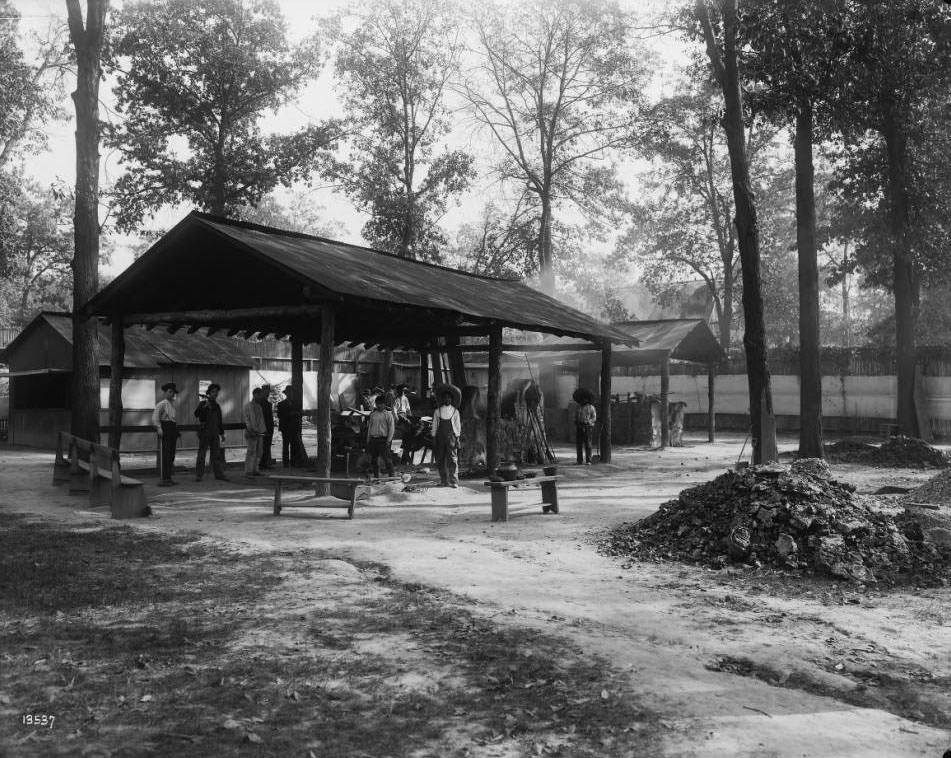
<box><xmin>151</xmin><ymin>382</ymin><xmax>306</xmax><ymax>486</ymax></box>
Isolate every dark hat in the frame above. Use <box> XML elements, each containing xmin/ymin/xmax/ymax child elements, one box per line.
<box><xmin>371</xmin><ymin>386</ymin><xmax>384</xmax><ymax>394</ymax></box>
<box><xmin>283</xmin><ymin>386</ymin><xmax>294</xmax><ymax>395</ymax></box>
<box><xmin>206</xmin><ymin>383</ymin><xmax>221</xmax><ymax>393</ymax></box>
<box><xmin>161</xmin><ymin>382</ymin><xmax>178</xmax><ymax>393</ymax></box>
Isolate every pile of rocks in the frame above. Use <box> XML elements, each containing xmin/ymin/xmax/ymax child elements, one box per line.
<box><xmin>825</xmin><ymin>436</ymin><xmax>949</xmax><ymax>468</ymax></box>
<box><xmin>903</xmin><ymin>468</ymin><xmax>951</xmax><ymax>506</ymax></box>
<box><xmin>602</xmin><ymin>460</ymin><xmax>950</xmax><ymax>583</ymax></box>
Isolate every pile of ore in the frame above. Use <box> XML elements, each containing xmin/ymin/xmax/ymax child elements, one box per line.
<box><xmin>602</xmin><ymin>460</ymin><xmax>950</xmax><ymax>583</ymax></box>
<box><xmin>824</xmin><ymin>436</ymin><xmax>949</xmax><ymax>468</ymax></box>
<box><xmin>903</xmin><ymin>468</ymin><xmax>951</xmax><ymax>506</ymax></box>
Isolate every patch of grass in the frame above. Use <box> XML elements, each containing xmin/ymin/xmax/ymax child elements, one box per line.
<box><xmin>0</xmin><ymin>512</ymin><xmax>663</xmax><ymax>758</ymax></box>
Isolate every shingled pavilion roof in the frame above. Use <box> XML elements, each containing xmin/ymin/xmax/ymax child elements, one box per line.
<box><xmin>84</xmin><ymin>212</ymin><xmax>636</xmax><ymax>348</ymax></box>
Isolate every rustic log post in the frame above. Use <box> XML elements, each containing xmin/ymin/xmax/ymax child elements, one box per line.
<box><xmin>291</xmin><ymin>338</ymin><xmax>304</xmax><ymax>410</ymax></box>
<box><xmin>418</xmin><ymin>345</ymin><xmax>429</xmax><ymax>399</ymax></box>
<box><xmin>445</xmin><ymin>335</ymin><xmax>467</xmax><ymax>387</ymax></box>
<box><xmin>599</xmin><ymin>341</ymin><xmax>612</xmax><ymax>463</ymax></box>
<box><xmin>108</xmin><ymin>316</ymin><xmax>124</xmax><ymax>450</ymax></box>
<box><xmin>660</xmin><ymin>356</ymin><xmax>670</xmax><ymax>449</ymax></box>
<box><xmin>315</xmin><ymin>304</ymin><xmax>335</xmax><ymax>495</ymax></box>
<box><xmin>708</xmin><ymin>363</ymin><xmax>716</xmax><ymax>443</ymax></box>
<box><xmin>486</xmin><ymin>327</ymin><xmax>502</xmax><ymax>474</ymax></box>
<box><xmin>430</xmin><ymin>349</ymin><xmax>445</xmax><ymax>386</ymax></box>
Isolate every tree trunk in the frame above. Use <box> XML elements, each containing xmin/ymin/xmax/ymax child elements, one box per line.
<box><xmin>108</xmin><ymin>317</ymin><xmax>124</xmax><ymax>450</ymax></box>
<box><xmin>315</xmin><ymin>303</ymin><xmax>335</xmax><ymax>495</ymax></box>
<box><xmin>720</xmin><ymin>270</ymin><xmax>733</xmax><ymax>350</ymax></box>
<box><xmin>539</xmin><ymin>193</ymin><xmax>555</xmax><ymax>295</ymax></box>
<box><xmin>67</xmin><ymin>0</ymin><xmax>108</xmax><ymax>443</ymax></box>
<box><xmin>696</xmin><ymin>0</ymin><xmax>777</xmax><ymax>463</ymax></box>
<box><xmin>881</xmin><ymin>101</ymin><xmax>919</xmax><ymax>436</ymax></box>
<box><xmin>795</xmin><ymin>99</ymin><xmax>823</xmax><ymax>458</ymax></box>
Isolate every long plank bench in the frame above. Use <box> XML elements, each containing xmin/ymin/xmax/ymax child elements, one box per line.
<box><xmin>267</xmin><ymin>475</ymin><xmax>366</xmax><ymax>519</ymax></box>
<box><xmin>53</xmin><ymin>431</ymin><xmax>148</xmax><ymax>519</ymax></box>
<box><xmin>483</xmin><ymin>475</ymin><xmax>560</xmax><ymax>522</ymax></box>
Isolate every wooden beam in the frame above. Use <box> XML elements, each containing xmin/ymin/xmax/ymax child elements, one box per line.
<box><xmin>186</xmin><ymin>325</ymin><xmax>201</xmax><ymax>334</ymax></box>
<box><xmin>227</xmin><ymin>328</ymin><xmax>242</xmax><ymax>337</ymax></box>
<box><xmin>460</xmin><ymin>342</ymin><xmax>602</xmax><ymax>353</ymax></box>
<box><xmin>708</xmin><ymin>363</ymin><xmax>716</xmax><ymax>443</ymax></box>
<box><xmin>445</xmin><ymin>335</ymin><xmax>467</xmax><ymax>386</ymax></box>
<box><xmin>124</xmin><ymin>304</ymin><xmax>327</xmax><ymax>325</ymax></box>
<box><xmin>660</xmin><ymin>355</ymin><xmax>670</xmax><ymax>448</ymax></box>
<box><xmin>205</xmin><ymin>327</ymin><xmax>220</xmax><ymax>337</ymax></box>
<box><xmin>108</xmin><ymin>317</ymin><xmax>125</xmax><ymax>450</ymax></box>
<box><xmin>166</xmin><ymin>324</ymin><xmax>182</xmax><ymax>334</ymax></box>
<box><xmin>599</xmin><ymin>341</ymin><xmax>612</xmax><ymax>463</ymax></box>
<box><xmin>315</xmin><ymin>304</ymin><xmax>335</xmax><ymax>495</ymax></box>
<box><xmin>418</xmin><ymin>348</ymin><xmax>429</xmax><ymax>398</ymax></box>
<box><xmin>486</xmin><ymin>326</ymin><xmax>502</xmax><ymax>473</ymax></box>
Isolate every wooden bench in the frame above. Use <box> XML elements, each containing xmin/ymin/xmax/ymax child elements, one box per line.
<box><xmin>483</xmin><ymin>475</ymin><xmax>560</xmax><ymax>522</ymax></box>
<box><xmin>53</xmin><ymin>431</ymin><xmax>148</xmax><ymax>519</ymax></box>
<box><xmin>267</xmin><ymin>475</ymin><xmax>366</xmax><ymax>519</ymax></box>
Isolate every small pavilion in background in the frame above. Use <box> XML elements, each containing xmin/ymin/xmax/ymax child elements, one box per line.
<box><xmin>82</xmin><ymin>212</ymin><xmax>637</xmax><ymax>478</ymax></box>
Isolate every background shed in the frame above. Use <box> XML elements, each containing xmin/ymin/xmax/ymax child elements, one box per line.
<box><xmin>0</xmin><ymin>312</ymin><xmax>252</xmax><ymax>450</ymax></box>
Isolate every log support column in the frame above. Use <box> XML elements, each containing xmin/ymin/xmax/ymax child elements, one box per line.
<box><xmin>599</xmin><ymin>341</ymin><xmax>612</xmax><ymax>463</ymax></box>
<box><xmin>418</xmin><ymin>345</ymin><xmax>429</xmax><ymax>399</ymax></box>
<box><xmin>486</xmin><ymin>326</ymin><xmax>502</xmax><ymax>474</ymax></box>
<box><xmin>707</xmin><ymin>363</ymin><xmax>716</xmax><ymax>443</ymax></box>
<box><xmin>108</xmin><ymin>317</ymin><xmax>125</xmax><ymax>450</ymax></box>
<box><xmin>315</xmin><ymin>304</ymin><xmax>335</xmax><ymax>494</ymax></box>
<box><xmin>660</xmin><ymin>356</ymin><xmax>670</xmax><ymax>448</ymax></box>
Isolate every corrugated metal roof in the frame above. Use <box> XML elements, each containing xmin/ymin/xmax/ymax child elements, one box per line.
<box><xmin>1</xmin><ymin>313</ymin><xmax>252</xmax><ymax>368</ymax></box>
<box><xmin>85</xmin><ymin>212</ymin><xmax>637</xmax><ymax>346</ymax></box>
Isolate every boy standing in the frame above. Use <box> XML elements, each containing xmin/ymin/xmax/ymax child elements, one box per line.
<box><xmin>365</xmin><ymin>395</ymin><xmax>395</xmax><ymax>478</ymax></box>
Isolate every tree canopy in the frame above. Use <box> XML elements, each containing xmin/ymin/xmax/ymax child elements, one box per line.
<box><xmin>324</xmin><ymin>0</ymin><xmax>475</xmax><ymax>262</ymax></box>
<box><xmin>106</xmin><ymin>0</ymin><xmax>337</xmax><ymax>229</ymax></box>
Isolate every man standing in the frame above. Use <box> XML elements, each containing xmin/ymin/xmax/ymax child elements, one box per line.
<box><xmin>194</xmin><ymin>383</ymin><xmax>228</xmax><ymax>481</ymax></box>
<box><xmin>243</xmin><ymin>387</ymin><xmax>267</xmax><ymax>479</ymax></box>
<box><xmin>258</xmin><ymin>385</ymin><xmax>275</xmax><ymax>469</ymax></box>
<box><xmin>277</xmin><ymin>385</ymin><xmax>303</xmax><ymax>467</ymax></box>
<box><xmin>366</xmin><ymin>394</ymin><xmax>395</xmax><ymax>478</ymax></box>
<box><xmin>152</xmin><ymin>382</ymin><xmax>179</xmax><ymax>486</ymax></box>
<box><xmin>575</xmin><ymin>397</ymin><xmax>597</xmax><ymax>465</ymax></box>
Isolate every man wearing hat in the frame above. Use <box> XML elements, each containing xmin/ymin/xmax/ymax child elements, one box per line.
<box><xmin>152</xmin><ymin>382</ymin><xmax>180</xmax><ymax>486</ymax></box>
<box><xmin>277</xmin><ymin>385</ymin><xmax>303</xmax><ymax>467</ymax></box>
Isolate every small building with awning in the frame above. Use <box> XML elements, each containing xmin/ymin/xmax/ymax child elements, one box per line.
<box><xmin>530</xmin><ymin>319</ymin><xmax>725</xmax><ymax>446</ymax></box>
<box><xmin>0</xmin><ymin>311</ymin><xmax>252</xmax><ymax>450</ymax></box>
<box><xmin>81</xmin><ymin>212</ymin><xmax>637</xmax><ymax>475</ymax></box>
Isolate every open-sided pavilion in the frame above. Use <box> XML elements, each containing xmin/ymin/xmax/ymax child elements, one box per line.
<box><xmin>83</xmin><ymin>212</ymin><xmax>637</xmax><ymax>476</ymax></box>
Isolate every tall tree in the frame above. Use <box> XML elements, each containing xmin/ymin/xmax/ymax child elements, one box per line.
<box><xmin>741</xmin><ymin>0</ymin><xmax>850</xmax><ymax>457</ymax></box>
<box><xmin>829</xmin><ymin>0</ymin><xmax>951</xmax><ymax>436</ymax></box>
<box><xmin>464</xmin><ymin>0</ymin><xmax>644</xmax><ymax>293</ymax></box>
<box><xmin>66</xmin><ymin>0</ymin><xmax>108</xmax><ymax>442</ymax></box>
<box><xmin>619</xmin><ymin>81</ymin><xmax>785</xmax><ymax>350</ymax></box>
<box><xmin>694</xmin><ymin>0</ymin><xmax>777</xmax><ymax>463</ymax></box>
<box><xmin>106</xmin><ymin>0</ymin><xmax>336</xmax><ymax>229</ymax></box>
<box><xmin>326</xmin><ymin>0</ymin><xmax>475</xmax><ymax>262</ymax></box>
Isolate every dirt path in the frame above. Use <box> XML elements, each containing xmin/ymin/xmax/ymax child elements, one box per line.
<box><xmin>2</xmin><ymin>435</ymin><xmax>949</xmax><ymax>757</ymax></box>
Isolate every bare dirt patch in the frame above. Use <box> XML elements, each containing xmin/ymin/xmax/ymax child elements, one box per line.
<box><xmin>0</xmin><ymin>511</ymin><xmax>661</xmax><ymax>758</ymax></box>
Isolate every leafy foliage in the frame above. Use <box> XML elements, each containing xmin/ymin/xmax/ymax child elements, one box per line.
<box><xmin>0</xmin><ymin>1</ymin><xmax>69</xmax><ymax>168</ymax></box>
<box><xmin>325</xmin><ymin>0</ymin><xmax>475</xmax><ymax>262</ymax></box>
<box><xmin>464</xmin><ymin>0</ymin><xmax>645</xmax><ymax>290</ymax></box>
<box><xmin>105</xmin><ymin>0</ymin><xmax>337</xmax><ymax>229</ymax></box>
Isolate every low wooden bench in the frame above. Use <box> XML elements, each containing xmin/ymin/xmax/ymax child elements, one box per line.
<box><xmin>483</xmin><ymin>475</ymin><xmax>560</xmax><ymax>522</ymax></box>
<box><xmin>53</xmin><ymin>431</ymin><xmax>148</xmax><ymax>519</ymax></box>
<box><xmin>267</xmin><ymin>475</ymin><xmax>366</xmax><ymax>519</ymax></box>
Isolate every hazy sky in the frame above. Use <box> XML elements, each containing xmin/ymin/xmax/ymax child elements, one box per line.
<box><xmin>11</xmin><ymin>0</ymin><xmax>688</xmax><ymax>275</ymax></box>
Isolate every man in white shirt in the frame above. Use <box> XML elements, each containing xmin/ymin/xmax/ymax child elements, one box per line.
<box><xmin>243</xmin><ymin>387</ymin><xmax>267</xmax><ymax>478</ymax></box>
<box><xmin>153</xmin><ymin>382</ymin><xmax>179</xmax><ymax>486</ymax></box>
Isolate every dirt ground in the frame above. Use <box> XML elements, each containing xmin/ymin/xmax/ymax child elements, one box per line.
<box><xmin>1</xmin><ymin>433</ymin><xmax>949</xmax><ymax>757</ymax></box>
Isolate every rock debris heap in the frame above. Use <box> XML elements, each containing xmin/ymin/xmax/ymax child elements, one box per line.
<box><xmin>602</xmin><ymin>460</ymin><xmax>950</xmax><ymax>584</ymax></box>
<box><xmin>824</xmin><ymin>435</ymin><xmax>949</xmax><ymax>468</ymax></box>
